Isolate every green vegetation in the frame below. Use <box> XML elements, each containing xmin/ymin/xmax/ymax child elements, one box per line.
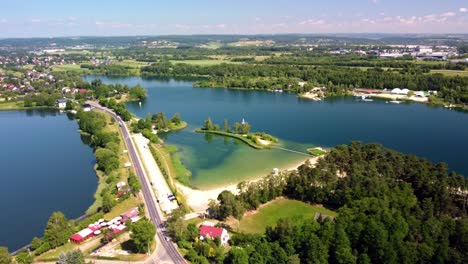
<box><xmin>197</xmin><ymin>117</ymin><xmax>278</xmax><ymax>149</ymax></box>
<box><xmin>166</xmin><ymin>145</ymin><xmax>192</xmax><ymax>186</ymax></box>
<box><xmin>57</xmin><ymin>249</ymin><xmax>85</xmax><ymax>264</ymax></box>
<box><xmin>233</xmin><ymin>198</ymin><xmax>336</xmax><ymax>234</ymax></box>
<box><xmin>169</xmin><ymin>142</ymin><xmax>468</xmax><ymax>263</ymax></box>
<box><xmin>128</xmin><ymin>84</ymin><xmax>147</xmax><ymax>100</ymax></box>
<box><xmin>307</xmin><ymin>147</ymin><xmax>326</xmax><ymax>156</ymax></box>
<box><xmin>141</xmin><ymin>61</ymin><xmax>468</xmax><ymax>104</ymax></box>
<box><xmin>129</xmin><ymin>218</ymin><xmax>156</xmax><ymax>253</ymax></box>
<box><xmin>0</xmin><ymin>247</ymin><xmax>12</xmax><ymax>264</ymax></box>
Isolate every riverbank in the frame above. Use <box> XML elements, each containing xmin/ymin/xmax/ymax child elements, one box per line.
<box><xmin>177</xmin><ymin>156</ymin><xmax>319</xmax><ymax>212</ymax></box>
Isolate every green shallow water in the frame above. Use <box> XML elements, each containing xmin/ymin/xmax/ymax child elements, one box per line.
<box><xmin>167</xmin><ymin>129</ymin><xmax>309</xmax><ymax>189</ymax></box>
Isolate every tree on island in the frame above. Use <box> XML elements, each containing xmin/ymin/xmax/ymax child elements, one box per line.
<box><xmin>240</xmin><ymin>122</ymin><xmax>251</xmax><ymax>134</ymax></box>
<box><xmin>171</xmin><ymin>113</ymin><xmax>182</xmax><ymax>125</ymax></box>
<box><xmin>204</xmin><ymin>117</ymin><xmax>213</xmax><ymax>130</ymax></box>
<box><xmin>233</xmin><ymin>122</ymin><xmax>241</xmax><ymax>134</ymax></box>
<box><xmin>223</xmin><ymin>119</ymin><xmax>230</xmax><ymax>132</ymax></box>
<box><xmin>130</xmin><ymin>218</ymin><xmax>156</xmax><ymax>253</ymax></box>
<box><xmin>152</xmin><ymin>112</ymin><xmax>169</xmax><ymax>129</ymax></box>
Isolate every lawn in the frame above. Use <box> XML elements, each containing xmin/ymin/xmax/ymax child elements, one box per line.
<box><xmin>233</xmin><ymin>198</ymin><xmax>337</xmax><ymax>234</ymax></box>
<box><xmin>431</xmin><ymin>69</ymin><xmax>468</xmax><ymax>77</ymax></box>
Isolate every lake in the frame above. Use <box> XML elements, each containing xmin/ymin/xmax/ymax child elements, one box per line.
<box><xmin>0</xmin><ymin>110</ymin><xmax>97</xmax><ymax>251</ymax></box>
<box><xmin>85</xmin><ymin>76</ymin><xmax>468</xmax><ymax>189</ymax></box>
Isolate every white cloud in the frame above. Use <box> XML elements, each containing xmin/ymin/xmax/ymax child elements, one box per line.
<box><xmin>299</xmin><ymin>19</ymin><xmax>325</xmax><ymax>26</ymax></box>
<box><xmin>216</xmin><ymin>24</ymin><xmax>226</xmax><ymax>29</ymax></box>
<box><xmin>440</xmin><ymin>12</ymin><xmax>456</xmax><ymax>17</ymax></box>
<box><xmin>371</xmin><ymin>0</ymin><xmax>378</xmax><ymax>4</ymax></box>
<box><xmin>31</xmin><ymin>19</ymin><xmax>41</xmax><ymax>23</ymax></box>
<box><xmin>95</xmin><ymin>21</ymin><xmax>131</xmax><ymax>28</ymax></box>
<box><xmin>174</xmin><ymin>24</ymin><xmax>191</xmax><ymax>30</ymax></box>
<box><xmin>0</xmin><ymin>18</ymin><xmax>6</xmax><ymax>23</ymax></box>
<box><xmin>460</xmin><ymin>8</ymin><xmax>467</xmax><ymax>13</ymax></box>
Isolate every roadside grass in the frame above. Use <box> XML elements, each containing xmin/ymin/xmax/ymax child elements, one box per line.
<box><xmin>228</xmin><ymin>198</ymin><xmax>337</xmax><ymax>234</ymax></box>
<box><xmin>430</xmin><ymin>69</ymin><xmax>468</xmax><ymax>77</ymax></box>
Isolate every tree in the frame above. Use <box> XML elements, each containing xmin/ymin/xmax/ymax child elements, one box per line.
<box><xmin>240</xmin><ymin>122</ymin><xmax>251</xmax><ymax>134</ymax></box>
<box><xmin>128</xmin><ymin>173</ymin><xmax>141</xmax><ymax>194</ymax></box>
<box><xmin>223</xmin><ymin>119</ymin><xmax>230</xmax><ymax>132</ymax></box>
<box><xmin>65</xmin><ymin>100</ymin><xmax>74</xmax><ymax>111</ymax></box>
<box><xmin>204</xmin><ymin>118</ymin><xmax>213</xmax><ymax>130</ymax></box>
<box><xmin>101</xmin><ymin>228</ymin><xmax>116</xmax><ymax>244</ymax></box>
<box><xmin>0</xmin><ymin>247</ymin><xmax>12</xmax><ymax>264</ymax></box>
<box><xmin>233</xmin><ymin>122</ymin><xmax>241</xmax><ymax>134</ymax></box>
<box><xmin>44</xmin><ymin>212</ymin><xmax>73</xmax><ymax>249</ymax></box>
<box><xmin>95</xmin><ymin>148</ymin><xmax>120</xmax><ymax>173</ymax></box>
<box><xmin>129</xmin><ymin>84</ymin><xmax>147</xmax><ymax>100</ymax></box>
<box><xmin>57</xmin><ymin>250</ymin><xmax>85</xmax><ymax>264</ymax></box>
<box><xmin>16</xmin><ymin>252</ymin><xmax>33</xmax><ymax>264</ymax></box>
<box><xmin>101</xmin><ymin>189</ymin><xmax>116</xmax><ymax>213</ymax></box>
<box><xmin>30</xmin><ymin>237</ymin><xmax>42</xmax><ymax>251</ymax></box>
<box><xmin>130</xmin><ymin>218</ymin><xmax>156</xmax><ymax>253</ymax></box>
<box><xmin>171</xmin><ymin>113</ymin><xmax>182</xmax><ymax>125</ymax></box>
<box><xmin>225</xmin><ymin>247</ymin><xmax>249</xmax><ymax>264</ymax></box>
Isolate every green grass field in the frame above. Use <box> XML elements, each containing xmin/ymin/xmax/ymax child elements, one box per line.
<box><xmin>431</xmin><ymin>69</ymin><xmax>468</xmax><ymax>77</ymax></box>
<box><xmin>0</xmin><ymin>101</ymin><xmax>25</xmax><ymax>110</ymax></box>
<box><xmin>169</xmin><ymin>59</ymin><xmax>239</xmax><ymax>66</ymax></box>
<box><xmin>233</xmin><ymin>198</ymin><xmax>337</xmax><ymax>234</ymax></box>
<box><xmin>52</xmin><ymin>64</ymin><xmax>89</xmax><ymax>73</ymax></box>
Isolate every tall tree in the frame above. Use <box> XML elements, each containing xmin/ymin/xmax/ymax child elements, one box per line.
<box><xmin>130</xmin><ymin>218</ymin><xmax>156</xmax><ymax>253</ymax></box>
<box><xmin>44</xmin><ymin>212</ymin><xmax>73</xmax><ymax>249</ymax></box>
<box><xmin>0</xmin><ymin>247</ymin><xmax>12</xmax><ymax>264</ymax></box>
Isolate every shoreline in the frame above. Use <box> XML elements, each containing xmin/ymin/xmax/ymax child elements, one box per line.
<box><xmin>177</xmin><ymin>156</ymin><xmax>319</xmax><ymax>212</ymax></box>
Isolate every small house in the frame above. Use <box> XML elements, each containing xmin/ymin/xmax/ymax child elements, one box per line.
<box><xmin>199</xmin><ymin>225</ymin><xmax>230</xmax><ymax>245</ymax></box>
<box><xmin>56</xmin><ymin>98</ymin><xmax>68</xmax><ymax>109</ymax></box>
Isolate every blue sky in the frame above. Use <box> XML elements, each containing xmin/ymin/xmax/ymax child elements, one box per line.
<box><xmin>0</xmin><ymin>0</ymin><xmax>467</xmax><ymax>37</ymax></box>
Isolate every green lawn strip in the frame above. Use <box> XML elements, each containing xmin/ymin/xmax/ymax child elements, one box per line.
<box><xmin>236</xmin><ymin>198</ymin><xmax>337</xmax><ymax>234</ymax></box>
<box><xmin>195</xmin><ymin>129</ymin><xmax>266</xmax><ymax>149</ymax></box>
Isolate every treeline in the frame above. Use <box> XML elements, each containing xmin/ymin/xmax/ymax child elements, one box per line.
<box><xmin>181</xmin><ymin>142</ymin><xmax>468</xmax><ymax>263</ymax></box>
<box><xmin>141</xmin><ymin>62</ymin><xmax>468</xmax><ymax>103</ymax></box>
<box><xmin>131</xmin><ymin>112</ymin><xmax>183</xmax><ymax>143</ymax></box>
<box><xmin>88</xmin><ymin>79</ymin><xmax>146</xmax><ymax>101</ymax></box>
<box><xmin>23</xmin><ymin>92</ymin><xmax>60</xmax><ymax>107</ymax></box>
<box><xmin>99</xmin><ymin>98</ymin><xmax>132</xmax><ymax>121</ymax></box>
<box><xmin>261</xmin><ymin>55</ymin><xmax>467</xmax><ymax>70</ymax></box>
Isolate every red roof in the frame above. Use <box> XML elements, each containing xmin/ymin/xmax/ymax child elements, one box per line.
<box><xmin>199</xmin><ymin>225</ymin><xmax>224</xmax><ymax>238</ymax></box>
<box><xmin>70</xmin><ymin>233</ymin><xmax>84</xmax><ymax>242</ymax></box>
<box><xmin>121</xmin><ymin>207</ymin><xmax>139</xmax><ymax>219</ymax></box>
<box><xmin>78</xmin><ymin>88</ymin><xmax>88</xmax><ymax>93</ymax></box>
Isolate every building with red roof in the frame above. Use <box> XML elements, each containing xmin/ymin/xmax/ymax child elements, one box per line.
<box><xmin>78</xmin><ymin>88</ymin><xmax>88</xmax><ymax>93</ymax></box>
<box><xmin>120</xmin><ymin>207</ymin><xmax>139</xmax><ymax>221</ymax></box>
<box><xmin>199</xmin><ymin>225</ymin><xmax>230</xmax><ymax>245</ymax></box>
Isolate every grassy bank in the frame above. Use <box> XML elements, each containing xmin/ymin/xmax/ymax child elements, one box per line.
<box><xmin>228</xmin><ymin>198</ymin><xmax>337</xmax><ymax>234</ymax></box>
<box><xmin>0</xmin><ymin>100</ymin><xmax>53</xmax><ymax>111</ymax></box>
<box><xmin>195</xmin><ymin>129</ymin><xmax>268</xmax><ymax>149</ymax></box>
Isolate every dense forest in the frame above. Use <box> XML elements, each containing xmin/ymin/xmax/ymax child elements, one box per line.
<box><xmin>169</xmin><ymin>142</ymin><xmax>467</xmax><ymax>264</ymax></box>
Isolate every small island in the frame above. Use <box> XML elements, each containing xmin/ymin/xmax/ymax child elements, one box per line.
<box><xmin>196</xmin><ymin>118</ymin><xmax>278</xmax><ymax>149</ymax></box>
<box><xmin>307</xmin><ymin>147</ymin><xmax>327</xmax><ymax>156</ymax></box>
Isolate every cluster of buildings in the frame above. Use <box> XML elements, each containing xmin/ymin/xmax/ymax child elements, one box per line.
<box><xmin>70</xmin><ymin>207</ymin><xmax>140</xmax><ymax>244</ymax></box>
<box><xmin>328</xmin><ymin>45</ymin><xmax>458</xmax><ymax>60</ymax></box>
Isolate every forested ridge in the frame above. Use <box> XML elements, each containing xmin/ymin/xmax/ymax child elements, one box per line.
<box><xmin>174</xmin><ymin>142</ymin><xmax>467</xmax><ymax>264</ymax></box>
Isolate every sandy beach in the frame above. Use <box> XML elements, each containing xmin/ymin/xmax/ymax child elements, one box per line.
<box><xmin>177</xmin><ymin>156</ymin><xmax>320</xmax><ymax>212</ymax></box>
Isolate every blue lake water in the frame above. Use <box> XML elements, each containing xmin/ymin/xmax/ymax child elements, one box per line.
<box><xmin>85</xmin><ymin>76</ymin><xmax>468</xmax><ymax>188</ymax></box>
<box><xmin>0</xmin><ymin>110</ymin><xmax>97</xmax><ymax>251</ymax></box>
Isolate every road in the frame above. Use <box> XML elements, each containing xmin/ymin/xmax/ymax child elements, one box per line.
<box><xmin>89</xmin><ymin>102</ymin><xmax>185</xmax><ymax>264</ymax></box>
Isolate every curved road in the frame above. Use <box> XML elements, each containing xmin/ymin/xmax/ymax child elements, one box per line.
<box><xmin>89</xmin><ymin>102</ymin><xmax>185</xmax><ymax>264</ymax></box>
